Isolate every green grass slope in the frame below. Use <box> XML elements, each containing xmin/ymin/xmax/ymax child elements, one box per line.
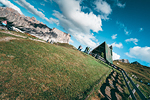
<box><xmin>0</xmin><ymin>31</ymin><xmax>111</xmax><ymax>99</ymax></box>
<box><xmin>113</xmin><ymin>61</ymin><xmax>150</xmax><ymax>98</ymax></box>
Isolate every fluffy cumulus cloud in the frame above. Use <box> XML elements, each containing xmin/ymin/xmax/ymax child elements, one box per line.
<box><xmin>94</xmin><ymin>0</ymin><xmax>112</xmax><ymax>14</ymax></box>
<box><xmin>125</xmin><ymin>38</ymin><xmax>138</xmax><ymax>45</ymax></box>
<box><xmin>14</xmin><ymin>0</ymin><xmax>53</xmax><ymax>23</ymax></box>
<box><xmin>113</xmin><ymin>52</ymin><xmax>120</xmax><ymax>60</ymax></box>
<box><xmin>116</xmin><ymin>21</ymin><xmax>131</xmax><ymax>35</ymax></box>
<box><xmin>69</xmin><ymin>29</ymin><xmax>99</xmax><ymax>48</ymax></box>
<box><xmin>94</xmin><ymin>0</ymin><xmax>112</xmax><ymax>19</ymax></box>
<box><xmin>0</xmin><ymin>0</ymin><xmax>23</xmax><ymax>14</ymax></box>
<box><xmin>111</xmin><ymin>42</ymin><xmax>123</xmax><ymax>48</ymax></box>
<box><xmin>125</xmin><ymin>46</ymin><xmax>150</xmax><ymax>63</ymax></box>
<box><xmin>111</xmin><ymin>34</ymin><xmax>117</xmax><ymax>39</ymax></box>
<box><xmin>52</xmin><ymin>0</ymin><xmax>103</xmax><ymax>48</ymax></box>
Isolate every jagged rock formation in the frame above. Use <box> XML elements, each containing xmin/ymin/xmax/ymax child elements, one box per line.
<box><xmin>0</xmin><ymin>7</ymin><xmax>71</xmax><ymax>43</ymax></box>
<box><xmin>114</xmin><ymin>59</ymin><xmax>129</xmax><ymax>63</ymax></box>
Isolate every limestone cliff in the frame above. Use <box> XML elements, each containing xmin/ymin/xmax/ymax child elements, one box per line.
<box><xmin>0</xmin><ymin>7</ymin><xmax>70</xmax><ymax>43</ymax></box>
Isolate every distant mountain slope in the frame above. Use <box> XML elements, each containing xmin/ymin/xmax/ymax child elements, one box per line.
<box><xmin>131</xmin><ymin>61</ymin><xmax>141</xmax><ymax>65</ymax></box>
<box><xmin>113</xmin><ymin>61</ymin><xmax>150</xmax><ymax>98</ymax></box>
<box><xmin>0</xmin><ymin>7</ymin><xmax>70</xmax><ymax>43</ymax></box>
<box><xmin>114</xmin><ymin>59</ymin><xmax>129</xmax><ymax>63</ymax></box>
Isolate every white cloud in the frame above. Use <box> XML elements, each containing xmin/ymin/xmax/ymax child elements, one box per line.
<box><xmin>52</xmin><ymin>0</ymin><xmax>102</xmax><ymax>48</ymax></box>
<box><xmin>40</xmin><ymin>3</ymin><xmax>45</xmax><ymax>6</ymax></box>
<box><xmin>111</xmin><ymin>42</ymin><xmax>123</xmax><ymax>48</ymax></box>
<box><xmin>14</xmin><ymin>0</ymin><xmax>52</xmax><ymax>23</ymax></box>
<box><xmin>116</xmin><ymin>21</ymin><xmax>131</xmax><ymax>35</ymax></box>
<box><xmin>117</xmin><ymin>2</ymin><xmax>126</xmax><ymax>8</ymax></box>
<box><xmin>111</xmin><ymin>34</ymin><xmax>117</xmax><ymax>39</ymax></box>
<box><xmin>0</xmin><ymin>0</ymin><xmax>23</xmax><ymax>14</ymax></box>
<box><xmin>94</xmin><ymin>0</ymin><xmax>112</xmax><ymax>15</ymax></box>
<box><xmin>44</xmin><ymin>0</ymin><xmax>48</xmax><ymax>2</ymax></box>
<box><xmin>113</xmin><ymin>52</ymin><xmax>120</xmax><ymax>60</ymax></box>
<box><xmin>125</xmin><ymin>46</ymin><xmax>150</xmax><ymax>63</ymax></box>
<box><xmin>69</xmin><ymin>38</ymin><xmax>74</xmax><ymax>43</ymax></box>
<box><xmin>139</xmin><ymin>28</ymin><xmax>143</xmax><ymax>32</ymax></box>
<box><xmin>124</xmin><ymin>28</ymin><xmax>130</xmax><ymax>35</ymax></box>
<box><xmin>125</xmin><ymin>52</ymin><xmax>135</xmax><ymax>58</ymax></box>
<box><xmin>69</xmin><ymin>29</ymin><xmax>99</xmax><ymax>48</ymax></box>
<box><xmin>49</xmin><ymin>18</ymin><xmax>59</xmax><ymax>25</ymax></box>
<box><xmin>116</xmin><ymin>21</ymin><xmax>124</xmax><ymax>27</ymax></box>
<box><xmin>125</xmin><ymin>38</ymin><xmax>138</xmax><ymax>45</ymax></box>
<box><xmin>94</xmin><ymin>0</ymin><xmax>112</xmax><ymax>19</ymax></box>
<box><xmin>38</xmin><ymin>8</ymin><xmax>44</xmax><ymax>13</ymax></box>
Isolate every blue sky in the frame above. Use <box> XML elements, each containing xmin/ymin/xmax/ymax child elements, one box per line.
<box><xmin>0</xmin><ymin>0</ymin><xmax>150</xmax><ymax>67</ymax></box>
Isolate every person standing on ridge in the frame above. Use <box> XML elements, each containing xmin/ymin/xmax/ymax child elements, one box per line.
<box><xmin>84</xmin><ymin>47</ymin><xmax>88</xmax><ymax>53</ymax></box>
<box><xmin>46</xmin><ymin>39</ymin><xmax>49</xmax><ymax>43</ymax></box>
<box><xmin>80</xmin><ymin>46</ymin><xmax>82</xmax><ymax>51</ymax></box>
<box><xmin>78</xmin><ymin>45</ymin><xmax>81</xmax><ymax>51</ymax></box>
<box><xmin>78</xmin><ymin>45</ymin><xmax>82</xmax><ymax>51</ymax></box>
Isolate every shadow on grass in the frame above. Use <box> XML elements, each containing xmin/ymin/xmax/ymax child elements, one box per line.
<box><xmin>74</xmin><ymin>70</ymin><xmax>111</xmax><ymax>100</ymax></box>
<box><xmin>99</xmin><ymin>70</ymin><xmax>129</xmax><ymax>100</ymax></box>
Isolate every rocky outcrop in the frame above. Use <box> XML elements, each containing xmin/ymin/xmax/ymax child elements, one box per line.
<box><xmin>115</xmin><ymin>59</ymin><xmax>129</xmax><ymax>63</ymax></box>
<box><xmin>0</xmin><ymin>7</ymin><xmax>70</xmax><ymax>43</ymax></box>
<box><xmin>131</xmin><ymin>61</ymin><xmax>141</xmax><ymax>65</ymax></box>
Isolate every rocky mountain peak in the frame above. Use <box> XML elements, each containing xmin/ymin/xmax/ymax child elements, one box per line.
<box><xmin>0</xmin><ymin>7</ymin><xmax>71</xmax><ymax>43</ymax></box>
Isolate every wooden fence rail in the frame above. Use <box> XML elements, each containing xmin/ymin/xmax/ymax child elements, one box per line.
<box><xmin>123</xmin><ymin>70</ymin><xmax>147</xmax><ymax>100</ymax></box>
<box><xmin>90</xmin><ymin>53</ymin><xmax>147</xmax><ymax>100</ymax></box>
<box><xmin>121</xmin><ymin>70</ymin><xmax>137</xmax><ymax>100</ymax></box>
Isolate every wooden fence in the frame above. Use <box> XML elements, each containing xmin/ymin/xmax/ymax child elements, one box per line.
<box><xmin>90</xmin><ymin>53</ymin><xmax>147</xmax><ymax>100</ymax></box>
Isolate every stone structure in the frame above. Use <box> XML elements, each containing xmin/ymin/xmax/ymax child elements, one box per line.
<box><xmin>115</xmin><ymin>59</ymin><xmax>129</xmax><ymax>63</ymax></box>
<box><xmin>90</xmin><ymin>41</ymin><xmax>113</xmax><ymax>64</ymax></box>
<box><xmin>0</xmin><ymin>7</ymin><xmax>71</xmax><ymax>43</ymax></box>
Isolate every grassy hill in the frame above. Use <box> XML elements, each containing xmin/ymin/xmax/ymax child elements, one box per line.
<box><xmin>113</xmin><ymin>61</ymin><xmax>150</xmax><ymax>98</ymax></box>
<box><xmin>0</xmin><ymin>30</ymin><xmax>112</xmax><ymax>99</ymax></box>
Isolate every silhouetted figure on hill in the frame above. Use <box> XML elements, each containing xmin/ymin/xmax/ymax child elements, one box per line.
<box><xmin>78</xmin><ymin>45</ymin><xmax>82</xmax><ymax>51</ymax></box>
<box><xmin>50</xmin><ymin>40</ymin><xmax>54</xmax><ymax>44</ymax></box>
<box><xmin>84</xmin><ymin>47</ymin><xmax>88</xmax><ymax>53</ymax></box>
<box><xmin>46</xmin><ymin>39</ymin><xmax>49</xmax><ymax>43</ymax></box>
<box><xmin>84</xmin><ymin>47</ymin><xmax>90</xmax><ymax>54</ymax></box>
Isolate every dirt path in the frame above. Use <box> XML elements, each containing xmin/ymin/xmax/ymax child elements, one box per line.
<box><xmin>92</xmin><ymin>70</ymin><xmax>129</xmax><ymax>100</ymax></box>
<box><xmin>1</xmin><ymin>31</ymin><xmax>27</xmax><ymax>38</ymax></box>
<box><xmin>0</xmin><ymin>31</ymin><xmax>45</xmax><ymax>43</ymax></box>
<box><xmin>0</xmin><ymin>37</ymin><xmax>20</xmax><ymax>42</ymax></box>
